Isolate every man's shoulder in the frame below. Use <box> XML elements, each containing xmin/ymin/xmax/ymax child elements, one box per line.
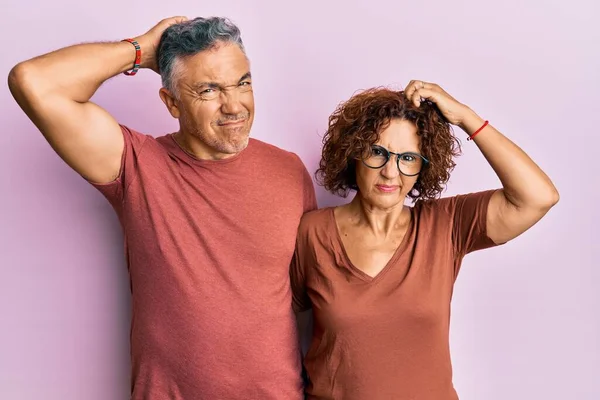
<box><xmin>119</xmin><ymin>124</ymin><xmax>169</xmax><ymax>145</ymax></box>
<box><xmin>120</xmin><ymin>124</ymin><xmax>176</xmax><ymax>154</ymax></box>
<box><xmin>248</xmin><ymin>138</ymin><xmax>300</xmax><ymax>163</ymax></box>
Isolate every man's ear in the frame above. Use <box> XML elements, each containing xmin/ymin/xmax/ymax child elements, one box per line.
<box><xmin>159</xmin><ymin>87</ymin><xmax>180</xmax><ymax>118</ymax></box>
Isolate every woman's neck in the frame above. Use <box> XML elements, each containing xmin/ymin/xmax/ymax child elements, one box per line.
<box><xmin>344</xmin><ymin>195</ymin><xmax>410</xmax><ymax>237</ymax></box>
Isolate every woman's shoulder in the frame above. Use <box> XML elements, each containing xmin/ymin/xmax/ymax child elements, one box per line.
<box><xmin>413</xmin><ymin>195</ymin><xmax>455</xmax><ymax>215</ymax></box>
<box><xmin>299</xmin><ymin>207</ymin><xmax>333</xmax><ymax>228</ymax></box>
<box><xmin>411</xmin><ymin>190</ymin><xmax>499</xmax><ymax>230</ymax></box>
<box><xmin>297</xmin><ymin>207</ymin><xmax>336</xmax><ymax>240</ymax></box>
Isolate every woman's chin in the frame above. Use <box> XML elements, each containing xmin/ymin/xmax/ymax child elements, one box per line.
<box><xmin>361</xmin><ymin>193</ymin><xmax>405</xmax><ymax>210</ymax></box>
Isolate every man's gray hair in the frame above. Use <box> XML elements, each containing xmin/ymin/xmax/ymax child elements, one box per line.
<box><xmin>157</xmin><ymin>17</ymin><xmax>245</xmax><ymax>94</ymax></box>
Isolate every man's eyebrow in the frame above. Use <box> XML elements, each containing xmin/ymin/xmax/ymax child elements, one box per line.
<box><xmin>192</xmin><ymin>81</ymin><xmax>219</xmax><ymax>90</ymax></box>
<box><xmin>238</xmin><ymin>72</ymin><xmax>252</xmax><ymax>82</ymax></box>
<box><xmin>192</xmin><ymin>72</ymin><xmax>252</xmax><ymax>90</ymax></box>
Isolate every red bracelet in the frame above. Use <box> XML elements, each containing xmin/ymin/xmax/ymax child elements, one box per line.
<box><xmin>467</xmin><ymin>120</ymin><xmax>489</xmax><ymax>141</ymax></box>
<box><xmin>122</xmin><ymin>38</ymin><xmax>141</xmax><ymax>76</ymax></box>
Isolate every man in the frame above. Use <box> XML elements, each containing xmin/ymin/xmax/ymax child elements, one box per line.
<box><xmin>8</xmin><ymin>16</ymin><xmax>316</xmax><ymax>399</ymax></box>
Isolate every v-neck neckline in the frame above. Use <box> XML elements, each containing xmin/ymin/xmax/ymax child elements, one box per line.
<box><xmin>329</xmin><ymin>206</ymin><xmax>414</xmax><ymax>283</ymax></box>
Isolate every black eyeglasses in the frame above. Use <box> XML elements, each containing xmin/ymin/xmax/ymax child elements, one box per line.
<box><xmin>362</xmin><ymin>145</ymin><xmax>429</xmax><ymax>177</ymax></box>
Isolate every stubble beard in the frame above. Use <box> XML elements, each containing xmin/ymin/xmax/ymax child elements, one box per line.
<box><xmin>180</xmin><ymin>114</ymin><xmax>252</xmax><ymax>158</ymax></box>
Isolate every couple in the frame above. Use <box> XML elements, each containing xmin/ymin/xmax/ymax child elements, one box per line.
<box><xmin>8</xmin><ymin>16</ymin><xmax>559</xmax><ymax>400</ymax></box>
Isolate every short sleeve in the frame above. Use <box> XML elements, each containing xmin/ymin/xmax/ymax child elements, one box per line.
<box><xmin>89</xmin><ymin>125</ymin><xmax>148</xmax><ymax>209</ymax></box>
<box><xmin>452</xmin><ymin>189</ymin><xmax>500</xmax><ymax>256</ymax></box>
<box><xmin>290</xmin><ymin>233</ymin><xmax>312</xmax><ymax>313</ymax></box>
<box><xmin>301</xmin><ymin>165</ymin><xmax>318</xmax><ymax>214</ymax></box>
<box><xmin>291</xmin><ymin>153</ymin><xmax>318</xmax><ymax>214</ymax></box>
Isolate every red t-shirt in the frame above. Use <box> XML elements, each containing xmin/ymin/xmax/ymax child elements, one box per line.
<box><xmin>291</xmin><ymin>190</ymin><xmax>501</xmax><ymax>399</ymax></box>
<box><xmin>91</xmin><ymin>125</ymin><xmax>317</xmax><ymax>399</ymax></box>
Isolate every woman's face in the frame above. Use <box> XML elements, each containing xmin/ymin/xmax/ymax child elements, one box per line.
<box><xmin>355</xmin><ymin>119</ymin><xmax>424</xmax><ymax>210</ymax></box>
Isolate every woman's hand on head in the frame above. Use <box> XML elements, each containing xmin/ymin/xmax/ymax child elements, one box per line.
<box><xmin>404</xmin><ymin>80</ymin><xmax>475</xmax><ymax>128</ymax></box>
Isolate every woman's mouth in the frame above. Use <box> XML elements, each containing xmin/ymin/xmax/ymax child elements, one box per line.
<box><xmin>375</xmin><ymin>184</ymin><xmax>399</xmax><ymax>193</ymax></box>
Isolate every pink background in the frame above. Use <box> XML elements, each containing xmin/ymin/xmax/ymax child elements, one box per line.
<box><xmin>1</xmin><ymin>1</ymin><xmax>598</xmax><ymax>399</ymax></box>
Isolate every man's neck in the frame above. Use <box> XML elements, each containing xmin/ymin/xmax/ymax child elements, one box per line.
<box><xmin>173</xmin><ymin>131</ymin><xmax>238</xmax><ymax>161</ymax></box>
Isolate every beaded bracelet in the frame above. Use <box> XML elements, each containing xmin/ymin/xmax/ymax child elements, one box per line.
<box><xmin>122</xmin><ymin>38</ymin><xmax>141</xmax><ymax>76</ymax></box>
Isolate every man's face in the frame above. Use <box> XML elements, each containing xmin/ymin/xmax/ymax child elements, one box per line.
<box><xmin>162</xmin><ymin>42</ymin><xmax>254</xmax><ymax>159</ymax></box>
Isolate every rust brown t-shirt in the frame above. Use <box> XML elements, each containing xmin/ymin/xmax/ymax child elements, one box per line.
<box><xmin>291</xmin><ymin>190</ymin><xmax>500</xmax><ymax>399</ymax></box>
<box><xmin>91</xmin><ymin>125</ymin><xmax>317</xmax><ymax>399</ymax></box>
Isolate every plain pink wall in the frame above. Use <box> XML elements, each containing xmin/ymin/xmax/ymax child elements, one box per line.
<box><xmin>1</xmin><ymin>0</ymin><xmax>598</xmax><ymax>399</ymax></box>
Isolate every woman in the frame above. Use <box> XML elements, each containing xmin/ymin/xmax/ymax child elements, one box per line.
<box><xmin>291</xmin><ymin>80</ymin><xmax>559</xmax><ymax>399</ymax></box>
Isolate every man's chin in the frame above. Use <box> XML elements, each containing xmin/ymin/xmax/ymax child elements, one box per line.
<box><xmin>220</xmin><ymin>135</ymin><xmax>250</xmax><ymax>155</ymax></box>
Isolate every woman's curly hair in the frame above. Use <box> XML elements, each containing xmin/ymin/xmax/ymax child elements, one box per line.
<box><xmin>315</xmin><ymin>87</ymin><xmax>462</xmax><ymax>202</ymax></box>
